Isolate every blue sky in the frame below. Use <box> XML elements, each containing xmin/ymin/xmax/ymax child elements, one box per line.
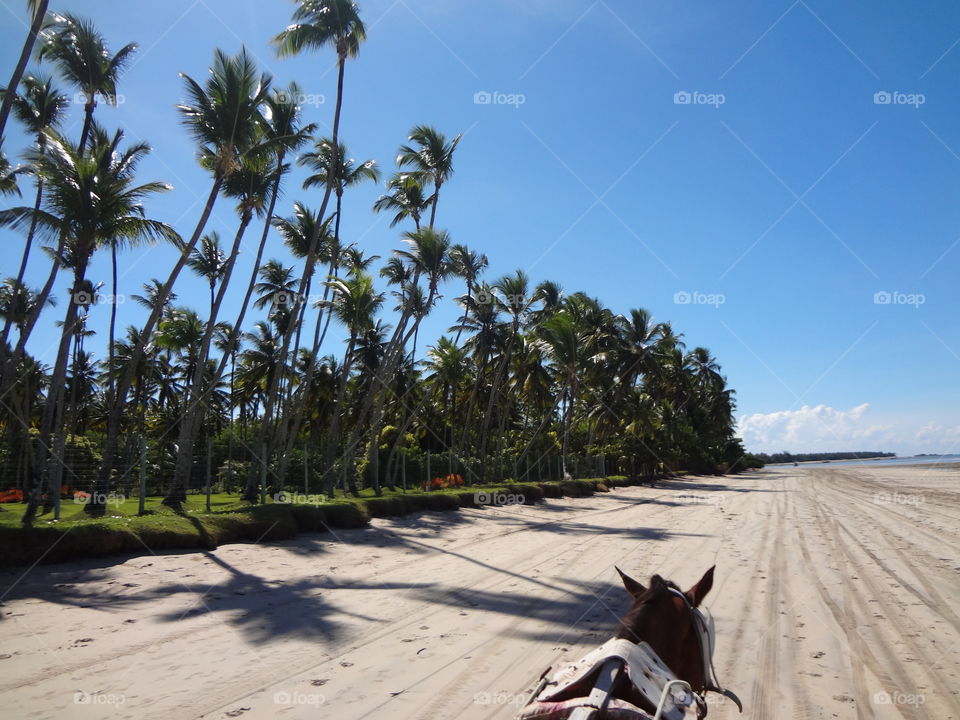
<box><xmin>2</xmin><ymin>0</ymin><xmax>959</xmax><ymax>455</ymax></box>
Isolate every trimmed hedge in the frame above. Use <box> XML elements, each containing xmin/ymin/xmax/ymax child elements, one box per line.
<box><xmin>1</xmin><ymin>472</ymin><xmax>676</xmax><ymax>567</ymax></box>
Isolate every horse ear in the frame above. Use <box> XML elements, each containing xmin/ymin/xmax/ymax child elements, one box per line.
<box><xmin>685</xmin><ymin>565</ymin><xmax>715</xmax><ymax>607</ymax></box>
<box><xmin>616</xmin><ymin>566</ymin><xmax>646</xmax><ymax>597</ymax></box>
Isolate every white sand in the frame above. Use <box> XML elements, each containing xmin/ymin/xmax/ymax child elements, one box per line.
<box><xmin>1</xmin><ymin>464</ymin><xmax>958</xmax><ymax>719</ymax></box>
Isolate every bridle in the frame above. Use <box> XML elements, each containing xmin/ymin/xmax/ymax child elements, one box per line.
<box><xmin>666</xmin><ymin>588</ymin><xmax>743</xmax><ymax>718</ymax></box>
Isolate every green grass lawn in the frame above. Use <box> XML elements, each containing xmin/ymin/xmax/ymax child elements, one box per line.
<box><xmin>0</xmin><ymin>476</ymin><xmax>634</xmax><ymax>566</ymax></box>
<box><xmin>0</xmin><ymin>480</ymin><xmax>549</xmax><ymax>527</ymax></box>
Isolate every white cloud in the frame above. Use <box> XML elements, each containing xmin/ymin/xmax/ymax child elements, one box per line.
<box><xmin>737</xmin><ymin>403</ymin><xmax>894</xmax><ymax>453</ymax></box>
<box><xmin>913</xmin><ymin>422</ymin><xmax>960</xmax><ymax>450</ymax></box>
<box><xmin>738</xmin><ymin>404</ymin><xmax>960</xmax><ymax>455</ymax></box>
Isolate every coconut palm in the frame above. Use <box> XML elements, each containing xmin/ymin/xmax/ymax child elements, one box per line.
<box><xmin>396</xmin><ymin>125</ymin><xmax>462</xmax><ymax>228</ymax></box>
<box><xmin>37</xmin><ymin>13</ymin><xmax>137</xmax><ymax>150</ymax></box>
<box><xmin>221</xmin><ymin>83</ymin><xmax>315</xmax><ymax>385</ymax></box>
<box><xmin>166</xmin><ymin>152</ymin><xmax>277</xmax><ymax>505</ymax></box>
<box><xmin>189</xmin><ymin>233</ymin><xmax>226</xmax><ymax>315</ymax></box>
<box><xmin>373</xmin><ymin>173</ymin><xmax>432</xmax><ymax>230</ymax></box>
<box><xmin>448</xmin><ymin>244</ymin><xmax>488</xmax><ymax>346</ymax></box>
<box><xmin>261</xmin><ymin>1</ymin><xmax>367</xmax><ymax>499</ymax></box>
<box><xmin>0</xmin><ymin>124</ymin><xmax>176</xmax><ymax>522</ymax></box>
<box><xmin>0</xmin><ymin>0</ymin><xmax>50</xmax><ymax>139</ymax></box>
<box><xmin>316</xmin><ymin>271</ymin><xmax>383</xmax><ymax>496</ymax></box>
<box><xmin>3</xmin><ymin>74</ymin><xmax>68</xmax><ymax>301</ymax></box>
<box><xmin>96</xmin><ymin>48</ymin><xmax>272</xmax><ymax>505</ymax></box>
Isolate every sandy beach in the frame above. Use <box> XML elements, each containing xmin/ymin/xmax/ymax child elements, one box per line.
<box><xmin>1</xmin><ymin>464</ymin><xmax>958</xmax><ymax>719</ymax></box>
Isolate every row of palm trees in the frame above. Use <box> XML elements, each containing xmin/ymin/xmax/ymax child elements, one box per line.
<box><xmin>0</xmin><ymin>1</ymin><xmax>747</xmax><ymax>525</ymax></box>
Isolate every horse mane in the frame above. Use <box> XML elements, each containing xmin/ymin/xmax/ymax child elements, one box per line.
<box><xmin>636</xmin><ymin>574</ymin><xmax>680</xmax><ymax>604</ymax></box>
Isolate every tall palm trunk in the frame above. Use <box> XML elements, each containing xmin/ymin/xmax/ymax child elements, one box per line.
<box><xmin>254</xmin><ymin>54</ymin><xmax>345</xmax><ymax>498</ymax></box>
<box><xmin>363</xmin><ymin>280</ymin><xmax>439</xmax><ymax>494</ymax></box>
<box><xmin>107</xmin><ymin>240</ymin><xmax>118</xmax><ymax>400</ymax></box>
<box><xmin>165</xmin><ymin>209</ymin><xmax>252</xmax><ymax>505</ymax></box>
<box><xmin>91</xmin><ymin>176</ymin><xmax>224</xmax><ymax>515</ymax></box>
<box><xmin>0</xmin><ymin>0</ymin><xmax>48</xmax><ymax>139</ymax></box>
<box><xmin>428</xmin><ymin>180</ymin><xmax>441</xmax><ymax>229</ymax></box>
<box><xmin>0</xmin><ymin>176</ymin><xmax>43</xmax><ymax>348</ymax></box>
<box><xmin>77</xmin><ymin>100</ymin><xmax>95</xmax><ymax>152</ymax></box>
<box><xmin>273</xmin><ymin>191</ymin><xmax>342</xmax><ymax>487</ymax></box>
<box><xmin>22</xmin><ymin>254</ymin><xmax>88</xmax><ymax>524</ymax></box>
<box><xmin>478</xmin><ymin>324</ymin><xmax>518</xmax><ymax>482</ymax></box>
<box><xmin>321</xmin><ymin>333</ymin><xmax>355</xmax><ymax>495</ymax></box>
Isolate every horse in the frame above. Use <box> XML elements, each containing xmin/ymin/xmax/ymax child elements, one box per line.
<box><xmin>516</xmin><ymin>566</ymin><xmax>742</xmax><ymax>719</ymax></box>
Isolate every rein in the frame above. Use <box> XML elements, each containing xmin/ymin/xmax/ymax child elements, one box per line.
<box><xmin>666</xmin><ymin>588</ymin><xmax>743</xmax><ymax>717</ymax></box>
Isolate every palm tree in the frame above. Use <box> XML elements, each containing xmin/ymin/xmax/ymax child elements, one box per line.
<box><xmin>373</xmin><ymin>173</ymin><xmax>432</xmax><ymax>229</ymax></box>
<box><xmin>37</xmin><ymin>13</ymin><xmax>137</xmax><ymax>150</ymax></box>
<box><xmin>220</xmin><ymin>82</ymin><xmax>315</xmax><ymax>384</ymax></box>
<box><xmin>448</xmin><ymin>243</ymin><xmax>488</xmax><ymax>346</ymax></box>
<box><xmin>262</xmin><ymin>0</ymin><xmax>366</xmax><ymax>498</ymax></box>
<box><xmin>477</xmin><ymin>270</ymin><xmax>531</xmax><ymax>480</ymax></box>
<box><xmin>537</xmin><ymin>309</ymin><xmax>588</xmax><ymax>477</ymax></box>
<box><xmin>0</xmin><ymin>125</ymin><xmax>176</xmax><ymax>523</ymax></box>
<box><xmin>270</xmin><ymin>139</ymin><xmax>379</xmax><ymax>481</ymax></box>
<box><xmin>301</xmin><ymin>137</ymin><xmax>379</xmax><ymax>247</ymax></box>
<box><xmin>3</xmin><ymin>73</ymin><xmax>68</xmax><ymax>312</ymax></box>
<box><xmin>360</xmin><ymin>227</ymin><xmax>452</xmax><ymax>492</ymax></box>
<box><xmin>0</xmin><ymin>0</ymin><xmax>50</xmax><ymax>139</ymax></box>
<box><xmin>317</xmin><ymin>272</ymin><xmax>383</xmax><ymax>496</ymax></box>
<box><xmin>189</xmin><ymin>233</ymin><xmax>227</xmax><ymax>315</ymax></box>
<box><xmin>396</xmin><ymin>125</ymin><xmax>462</xmax><ymax>228</ymax></box>
<box><xmin>97</xmin><ymin>48</ymin><xmax>271</xmax><ymax>505</ymax></box>
<box><xmin>166</xmin><ymin>152</ymin><xmax>276</xmax><ymax>505</ymax></box>
<box><xmin>0</xmin><ymin>149</ymin><xmax>25</xmax><ymax>197</ymax></box>
<box><xmin>0</xmin><ymin>278</ymin><xmax>54</xmax><ymax>344</ymax></box>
